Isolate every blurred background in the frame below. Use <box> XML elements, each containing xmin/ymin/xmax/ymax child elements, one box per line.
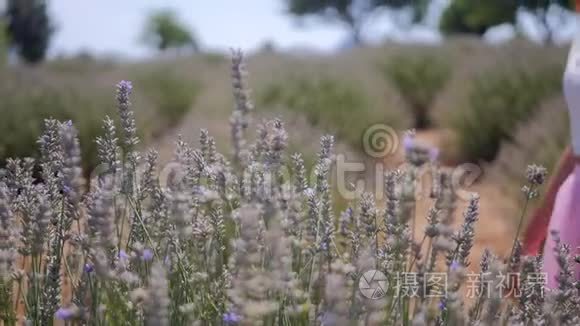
<box><xmin>0</xmin><ymin>0</ymin><xmax>577</xmax><ymax>255</ymax></box>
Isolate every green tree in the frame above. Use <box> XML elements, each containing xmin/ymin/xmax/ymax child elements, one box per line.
<box><xmin>285</xmin><ymin>0</ymin><xmax>427</xmax><ymax>45</ymax></box>
<box><xmin>440</xmin><ymin>0</ymin><xmax>574</xmax><ymax>43</ymax></box>
<box><xmin>142</xmin><ymin>9</ymin><xmax>198</xmax><ymax>53</ymax></box>
<box><xmin>521</xmin><ymin>0</ymin><xmax>573</xmax><ymax>44</ymax></box>
<box><xmin>375</xmin><ymin>0</ymin><xmax>431</xmax><ymax>23</ymax></box>
<box><xmin>5</xmin><ymin>0</ymin><xmax>53</xmax><ymax>64</ymax></box>
<box><xmin>440</xmin><ymin>0</ymin><xmax>517</xmax><ymax>35</ymax></box>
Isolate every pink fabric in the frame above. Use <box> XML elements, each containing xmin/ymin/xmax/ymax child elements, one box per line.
<box><xmin>542</xmin><ymin>164</ymin><xmax>580</xmax><ymax>288</ymax></box>
<box><xmin>524</xmin><ymin>147</ymin><xmax>575</xmax><ymax>256</ymax></box>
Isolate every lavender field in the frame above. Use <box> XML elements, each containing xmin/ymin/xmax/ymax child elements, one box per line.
<box><xmin>1</xmin><ymin>0</ymin><xmax>579</xmax><ymax>324</ymax></box>
<box><xmin>0</xmin><ymin>47</ymin><xmax>577</xmax><ymax>325</ymax></box>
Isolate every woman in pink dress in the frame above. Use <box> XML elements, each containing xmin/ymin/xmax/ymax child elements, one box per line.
<box><xmin>523</xmin><ymin>5</ymin><xmax>580</xmax><ymax>287</ymax></box>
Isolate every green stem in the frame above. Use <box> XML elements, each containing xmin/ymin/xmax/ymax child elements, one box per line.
<box><xmin>127</xmin><ymin>198</ymin><xmax>160</xmax><ymax>259</ymax></box>
<box><xmin>508</xmin><ymin>186</ymin><xmax>534</xmax><ymax>265</ymax></box>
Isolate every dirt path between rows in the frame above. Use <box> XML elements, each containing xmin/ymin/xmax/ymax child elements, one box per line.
<box><xmin>398</xmin><ymin>130</ymin><xmax>519</xmax><ymax>268</ymax></box>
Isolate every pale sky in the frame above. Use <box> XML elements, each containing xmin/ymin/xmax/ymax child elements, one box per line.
<box><xmin>27</xmin><ymin>0</ymin><xmax>580</xmax><ymax>59</ymax></box>
<box><xmin>48</xmin><ymin>0</ymin><xmax>348</xmax><ymax>58</ymax></box>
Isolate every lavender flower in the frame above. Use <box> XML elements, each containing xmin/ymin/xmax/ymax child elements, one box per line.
<box><xmin>200</xmin><ymin>129</ymin><xmax>217</xmax><ymax>164</ymax></box>
<box><xmin>116</xmin><ymin>80</ymin><xmax>139</xmax><ymax>149</ymax></box>
<box><xmin>450</xmin><ymin>260</ymin><xmax>461</xmax><ymax>271</ymax></box>
<box><xmin>228</xmin><ymin>204</ymin><xmax>278</xmax><ymax>322</ymax></box>
<box><xmin>429</xmin><ymin>147</ymin><xmax>439</xmax><ymax>162</ymax></box>
<box><xmin>359</xmin><ymin>192</ymin><xmax>377</xmax><ymax>239</ymax></box>
<box><xmin>223</xmin><ymin>311</ymin><xmax>241</xmax><ymax>324</ymax></box>
<box><xmin>230</xmin><ymin>49</ymin><xmax>253</xmax><ymax>163</ymax></box>
<box><xmin>265</xmin><ymin>119</ymin><xmax>288</xmax><ymax>168</ymax></box>
<box><xmin>55</xmin><ymin>307</ymin><xmax>78</xmax><ymax>320</ymax></box>
<box><xmin>402</xmin><ymin>131</ymin><xmax>435</xmax><ymax>166</ymax></box>
<box><xmin>339</xmin><ymin>207</ymin><xmax>353</xmax><ymax>237</ymax></box>
<box><xmin>84</xmin><ymin>263</ymin><xmax>94</xmax><ymax>273</ymax></box>
<box><xmin>0</xmin><ymin>47</ymin><xmax>563</xmax><ymax>326</ymax></box>
<box><xmin>526</xmin><ymin>164</ymin><xmax>547</xmax><ymax>186</ymax></box>
<box><xmin>230</xmin><ymin>49</ymin><xmax>253</xmax><ymax>117</ymax></box>
<box><xmin>322</xmin><ymin>262</ymin><xmax>351</xmax><ymax>326</ymax></box>
<box><xmin>291</xmin><ymin>153</ymin><xmax>307</xmax><ymax>193</ymax></box>
<box><xmin>118</xmin><ymin>250</ymin><xmax>129</xmax><ymax>261</ymax></box>
<box><xmin>29</xmin><ymin>193</ymin><xmax>51</xmax><ymax>256</ymax></box>
<box><xmin>145</xmin><ymin>262</ymin><xmax>169</xmax><ymax>326</ymax></box>
<box><xmin>42</xmin><ymin>246</ymin><xmax>64</xmax><ymax>322</ymax></box>
<box><xmin>142</xmin><ymin>248</ymin><xmax>154</xmax><ymax>262</ymax></box>
<box><xmin>0</xmin><ymin>184</ymin><xmax>15</xmax><ymax>280</ymax></box>
<box><xmin>38</xmin><ymin>119</ymin><xmax>65</xmax><ymax>203</ymax></box>
<box><xmin>96</xmin><ymin>115</ymin><xmax>121</xmax><ymax>177</ymax></box>
<box><xmin>87</xmin><ymin>176</ymin><xmax>117</xmax><ymax>253</ymax></box>
<box><xmin>59</xmin><ymin>121</ymin><xmax>83</xmax><ymax>219</ymax></box>
<box><xmin>140</xmin><ymin>149</ymin><xmax>159</xmax><ymax>200</ymax></box>
<box><xmin>454</xmin><ymin>195</ymin><xmax>480</xmax><ymax>268</ymax></box>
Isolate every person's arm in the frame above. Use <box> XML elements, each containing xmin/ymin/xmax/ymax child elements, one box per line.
<box><xmin>523</xmin><ymin>146</ymin><xmax>575</xmax><ymax>255</ymax></box>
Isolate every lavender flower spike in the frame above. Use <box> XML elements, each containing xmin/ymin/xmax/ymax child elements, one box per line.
<box><xmin>59</xmin><ymin>121</ymin><xmax>83</xmax><ymax>217</ymax></box>
<box><xmin>0</xmin><ymin>184</ymin><xmax>15</xmax><ymax>281</ymax></box>
<box><xmin>116</xmin><ymin>80</ymin><xmax>139</xmax><ymax>149</ymax></box>
<box><xmin>118</xmin><ymin>249</ymin><xmax>129</xmax><ymax>261</ymax></box>
<box><xmin>145</xmin><ymin>262</ymin><xmax>170</xmax><ymax>326</ymax></box>
<box><xmin>55</xmin><ymin>306</ymin><xmax>79</xmax><ymax>320</ymax></box>
<box><xmin>142</xmin><ymin>248</ymin><xmax>154</xmax><ymax>262</ymax></box>
<box><xmin>223</xmin><ymin>311</ymin><xmax>241</xmax><ymax>324</ymax></box>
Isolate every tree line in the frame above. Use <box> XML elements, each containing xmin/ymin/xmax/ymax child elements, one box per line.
<box><xmin>286</xmin><ymin>0</ymin><xmax>575</xmax><ymax>44</ymax></box>
<box><xmin>0</xmin><ymin>0</ymin><xmax>576</xmax><ymax>64</ymax></box>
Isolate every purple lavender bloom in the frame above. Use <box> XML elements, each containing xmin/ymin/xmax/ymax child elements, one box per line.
<box><xmin>402</xmin><ymin>134</ymin><xmax>415</xmax><ymax>152</ymax></box>
<box><xmin>55</xmin><ymin>307</ymin><xmax>75</xmax><ymax>320</ymax></box>
<box><xmin>84</xmin><ymin>263</ymin><xmax>94</xmax><ymax>273</ymax></box>
<box><xmin>438</xmin><ymin>301</ymin><xmax>446</xmax><ymax>311</ymax></box>
<box><xmin>141</xmin><ymin>248</ymin><xmax>154</xmax><ymax>262</ymax></box>
<box><xmin>117</xmin><ymin>80</ymin><xmax>133</xmax><ymax>93</ymax></box>
<box><xmin>223</xmin><ymin>311</ymin><xmax>241</xmax><ymax>324</ymax></box>
<box><xmin>450</xmin><ymin>260</ymin><xmax>460</xmax><ymax>271</ymax></box>
<box><xmin>62</xmin><ymin>185</ymin><xmax>72</xmax><ymax>194</ymax></box>
<box><xmin>118</xmin><ymin>250</ymin><xmax>129</xmax><ymax>261</ymax></box>
<box><xmin>429</xmin><ymin>147</ymin><xmax>439</xmax><ymax>162</ymax></box>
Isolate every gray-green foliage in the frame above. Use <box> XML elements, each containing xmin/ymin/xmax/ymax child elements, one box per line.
<box><xmin>0</xmin><ymin>50</ymin><xmax>576</xmax><ymax>326</ymax></box>
<box><xmin>451</xmin><ymin>64</ymin><xmax>563</xmax><ymax>162</ymax></box>
<box><xmin>381</xmin><ymin>54</ymin><xmax>450</xmax><ymax>129</ymax></box>
<box><xmin>0</xmin><ymin>66</ymin><xmax>199</xmax><ymax>172</ymax></box>
<box><xmin>135</xmin><ymin>68</ymin><xmax>200</xmax><ymax>130</ymax></box>
<box><xmin>260</xmin><ymin>76</ymin><xmax>399</xmax><ymax>150</ymax></box>
<box><xmin>440</xmin><ymin>0</ymin><xmax>573</xmax><ymax>42</ymax></box>
<box><xmin>0</xmin><ymin>79</ymin><xmax>112</xmax><ymax>172</ymax></box>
